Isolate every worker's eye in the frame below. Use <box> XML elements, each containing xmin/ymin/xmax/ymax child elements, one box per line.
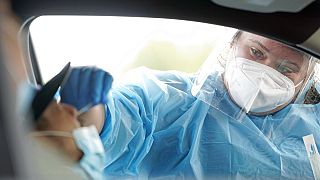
<box><xmin>277</xmin><ymin>61</ymin><xmax>300</xmax><ymax>74</ymax></box>
<box><xmin>250</xmin><ymin>47</ymin><xmax>265</xmax><ymax>60</ymax></box>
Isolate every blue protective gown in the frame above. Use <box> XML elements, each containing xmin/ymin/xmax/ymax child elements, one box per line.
<box><xmin>99</xmin><ymin>67</ymin><xmax>320</xmax><ymax>179</ymax></box>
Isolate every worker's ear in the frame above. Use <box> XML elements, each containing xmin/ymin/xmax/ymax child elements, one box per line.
<box><xmin>77</xmin><ymin>104</ymin><xmax>105</xmax><ymax>133</ymax></box>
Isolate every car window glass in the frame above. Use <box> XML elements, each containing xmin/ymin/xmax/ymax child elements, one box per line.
<box><xmin>29</xmin><ymin>16</ymin><xmax>236</xmax><ymax>82</ymax></box>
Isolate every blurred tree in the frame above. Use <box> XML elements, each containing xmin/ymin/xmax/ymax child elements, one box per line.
<box><xmin>122</xmin><ymin>39</ymin><xmax>217</xmax><ymax>73</ymax></box>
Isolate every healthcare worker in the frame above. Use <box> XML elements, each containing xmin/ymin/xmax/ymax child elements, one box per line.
<box><xmin>60</xmin><ymin>31</ymin><xmax>320</xmax><ymax>179</ymax></box>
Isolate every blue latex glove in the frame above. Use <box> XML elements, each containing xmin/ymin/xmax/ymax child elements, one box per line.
<box><xmin>60</xmin><ymin>66</ymin><xmax>113</xmax><ymax>111</ymax></box>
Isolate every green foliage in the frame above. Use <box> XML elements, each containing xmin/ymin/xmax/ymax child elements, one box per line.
<box><xmin>122</xmin><ymin>39</ymin><xmax>217</xmax><ymax>73</ymax></box>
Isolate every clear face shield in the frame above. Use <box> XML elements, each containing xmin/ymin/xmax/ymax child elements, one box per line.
<box><xmin>191</xmin><ymin>30</ymin><xmax>319</xmax><ymax>120</ymax></box>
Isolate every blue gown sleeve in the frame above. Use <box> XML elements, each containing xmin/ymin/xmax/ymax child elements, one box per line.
<box><xmin>99</xmin><ymin>67</ymin><xmax>196</xmax><ymax>176</ymax></box>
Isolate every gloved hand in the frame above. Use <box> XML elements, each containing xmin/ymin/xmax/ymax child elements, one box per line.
<box><xmin>60</xmin><ymin>66</ymin><xmax>113</xmax><ymax>111</ymax></box>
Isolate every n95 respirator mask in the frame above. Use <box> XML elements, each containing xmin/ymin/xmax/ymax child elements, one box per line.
<box><xmin>224</xmin><ymin>57</ymin><xmax>297</xmax><ymax>113</ymax></box>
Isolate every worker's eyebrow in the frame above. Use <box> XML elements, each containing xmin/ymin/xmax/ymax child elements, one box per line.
<box><xmin>248</xmin><ymin>39</ymin><xmax>270</xmax><ymax>53</ymax></box>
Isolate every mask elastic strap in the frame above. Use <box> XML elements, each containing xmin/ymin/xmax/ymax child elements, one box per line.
<box><xmin>294</xmin><ymin>79</ymin><xmax>305</xmax><ymax>88</ymax></box>
<box><xmin>30</xmin><ymin>131</ymin><xmax>73</xmax><ymax>138</ymax></box>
